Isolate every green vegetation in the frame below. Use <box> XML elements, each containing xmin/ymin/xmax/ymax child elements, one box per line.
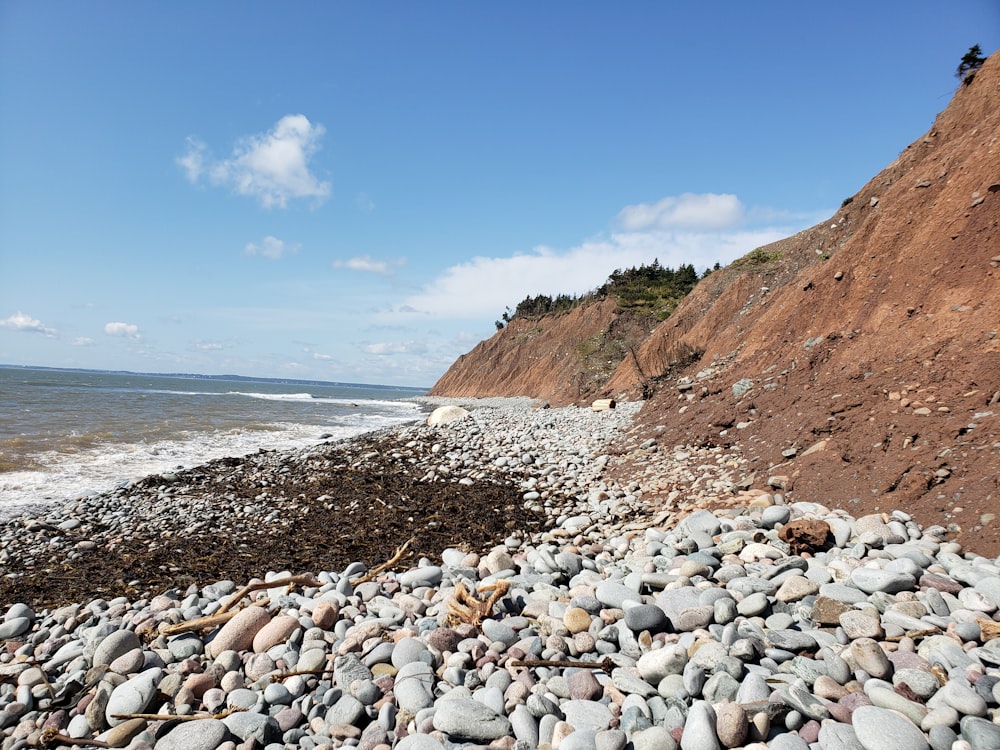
<box><xmin>957</xmin><ymin>44</ymin><xmax>986</xmax><ymax>85</ymax></box>
<box><xmin>494</xmin><ymin>259</ymin><xmax>710</xmax><ymax>328</ymax></box>
<box><xmin>745</xmin><ymin>247</ymin><xmax>783</xmax><ymax>265</ymax></box>
<box><xmin>598</xmin><ymin>260</ymin><xmax>700</xmax><ymax>319</ymax></box>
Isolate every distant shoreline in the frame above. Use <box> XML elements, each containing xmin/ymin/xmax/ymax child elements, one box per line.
<box><xmin>0</xmin><ymin>362</ymin><xmax>430</xmax><ymax>392</ymax></box>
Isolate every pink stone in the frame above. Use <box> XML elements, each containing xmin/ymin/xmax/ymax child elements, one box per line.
<box><xmin>312</xmin><ymin>601</ymin><xmax>339</xmax><ymax>629</ymax></box>
<box><xmin>183</xmin><ymin>671</ymin><xmax>217</xmax><ymax>699</ymax></box>
<box><xmin>252</xmin><ymin>614</ymin><xmax>300</xmax><ymax>653</ymax></box>
<box><xmin>207</xmin><ymin>607</ymin><xmax>271</xmax><ymax>658</ymax></box>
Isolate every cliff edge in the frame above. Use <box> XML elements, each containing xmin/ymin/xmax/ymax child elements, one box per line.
<box><xmin>430</xmin><ymin>52</ymin><xmax>1000</xmax><ymax>554</ymax></box>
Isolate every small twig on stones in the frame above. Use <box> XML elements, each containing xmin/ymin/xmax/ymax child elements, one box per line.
<box><xmin>884</xmin><ymin>626</ymin><xmax>942</xmax><ymax>642</ymax></box>
<box><xmin>159</xmin><ymin>599</ymin><xmax>270</xmax><ymax>636</ymax></box>
<box><xmin>274</xmin><ymin>667</ymin><xmax>335</xmax><ymax>681</ymax></box>
<box><xmin>350</xmin><ymin>537</ymin><xmax>416</xmax><ymax>586</ymax></box>
<box><xmin>110</xmin><ymin>706</ymin><xmax>245</xmax><ymax>721</ymax></box>
<box><xmin>508</xmin><ymin>656</ymin><xmax>616</xmax><ymax>674</ymax></box>
<box><xmin>40</xmin><ymin>728</ymin><xmax>110</xmax><ymax>748</ymax></box>
<box><xmin>216</xmin><ymin>574</ymin><xmax>323</xmax><ymax>615</ymax></box>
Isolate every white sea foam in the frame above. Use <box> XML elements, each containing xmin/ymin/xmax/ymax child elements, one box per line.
<box><xmin>0</xmin><ymin>412</ymin><xmax>421</xmax><ymax>520</ymax></box>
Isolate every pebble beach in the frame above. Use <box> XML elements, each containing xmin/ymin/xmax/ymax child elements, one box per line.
<box><xmin>3</xmin><ymin>398</ymin><xmax>1000</xmax><ymax>750</ymax></box>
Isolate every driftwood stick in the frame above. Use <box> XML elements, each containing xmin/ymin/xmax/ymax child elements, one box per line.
<box><xmin>274</xmin><ymin>667</ymin><xmax>334</xmax><ymax>681</ymax></box>
<box><xmin>884</xmin><ymin>626</ymin><xmax>942</xmax><ymax>642</ymax></box>
<box><xmin>216</xmin><ymin>574</ymin><xmax>323</xmax><ymax>615</ymax></box>
<box><xmin>350</xmin><ymin>537</ymin><xmax>416</xmax><ymax>585</ymax></box>
<box><xmin>509</xmin><ymin>656</ymin><xmax>616</xmax><ymax>674</ymax></box>
<box><xmin>110</xmin><ymin>706</ymin><xmax>245</xmax><ymax>721</ymax></box>
<box><xmin>40</xmin><ymin>729</ymin><xmax>111</xmax><ymax>748</ymax></box>
<box><xmin>159</xmin><ymin>598</ymin><xmax>270</xmax><ymax>636</ymax></box>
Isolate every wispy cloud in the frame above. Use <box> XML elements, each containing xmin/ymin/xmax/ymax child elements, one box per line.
<box><xmin>333</xmin><ymin>255</ymin><xmax>401</xmax><ymax>277</ymax></box>
<box><xmin>361</xmin><ymin>340</ymin><xmax>428</xmax><ymax>356</ymax></box>
<box><xmin>193</xmin><ymin>340</ymin><xmax>225</xmax><ymax>351</ymax></box>
<box><xmin>72</xmin><ymin>337</ymin><xmax>94</xmax><ymax>347</ymax></box>
<box><xmin>0</xmin><ymin>311</ymin><xmax>58</xmax><ymax>337</ymax></box>
<box><xmin>104</xmin><ymin>321</ymin><xmax>142</xmax><ymax>340</ymax></box>
<box><xmin>384</xmin><ymin>192</ymin><xmax>806</xmax><ymax>322</ymax></box>
<box><xmin>178</xmin><ymin>114</ymin><xmax>331</xmax><ymax>208</ymax></box>
<box><xmin>244</xmin><ymin>235</ymin><xmax>299</xmax><ymax>260</ymax></box>
<box><xmin>617</xmin><ymin>193</ymin><xmax>745</xmax><ymax>231</ymax></box>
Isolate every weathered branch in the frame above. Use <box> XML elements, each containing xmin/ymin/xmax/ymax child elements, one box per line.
<box><xmin>216</xmin><ymin>574</ymin><xmax>323</xmax><ymax>615</ymax></box>
<box><xmin>159</xmin><ymin>599</ymin><xmax>270</xmax><ymax>636</ymax></box>
<box><xmin>350</xmin><ymin>537</ymin><xmax>416</xmax><ymax>586</ymax></box>
<box><xmin>509</xmin><ymin>656</ymin><xmax>615</xmax><ymax>674</ymax></box>
<box><xmin>110</xmin><ymin>706</ymin><xmax>245</xmax><ymax>722</ymax></box>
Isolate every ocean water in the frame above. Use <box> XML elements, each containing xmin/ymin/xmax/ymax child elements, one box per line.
<box><xmin>0</xmin><ymin>366</ymin><xmax>427</xmax><ymax>517</ymax></box>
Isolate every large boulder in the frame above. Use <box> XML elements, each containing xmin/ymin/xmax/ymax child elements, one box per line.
<box><xmin>426</xmin><ymin>405</ymin><xmax>470</xmax><ymax>426</ymax></box>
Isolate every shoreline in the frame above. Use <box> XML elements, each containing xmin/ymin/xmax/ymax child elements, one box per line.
<box><xmin>2</xmin><ymin>399</ymin><xmax>1000</xmax><ymax>750</ymax></box>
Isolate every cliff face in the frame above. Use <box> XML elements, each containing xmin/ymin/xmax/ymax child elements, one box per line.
<box><xmin>428</xmin><ymin>297</ymin><xmax>648</xmax><ymax>405</ymax></box>
<box><xmin>430</xmin><ymin>53</ymin><xmax>1000</xmax><ymax>554</ymax></box>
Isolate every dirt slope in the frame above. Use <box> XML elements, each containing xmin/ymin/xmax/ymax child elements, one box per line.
<box><xmin>431</xmin><ymin>52</ymin><xmax>1000</xmax><ymax>554</ymax></box>
<box><xmin>428</xmin><ymin>297</ymin><xmax>650</xmax><ymax>404</ymax></box>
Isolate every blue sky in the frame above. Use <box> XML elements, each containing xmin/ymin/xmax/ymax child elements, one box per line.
<box><xmin>1</xmin><ymin>3</ymin><xmax>997</xmax><ymax>388</ymax></box>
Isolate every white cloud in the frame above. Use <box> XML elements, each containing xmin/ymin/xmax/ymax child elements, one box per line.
<box><xmin>386</xmin><ymin>193</ymin><xmax>802</xmax><ymax>322</ymax></box>
<box><xmin>362</xmin><ymin>340</ymin><xmax>428</xmax><ymax>356</ymax></box>
<box><xmin>617</xmin><ymin>193</ymin><xmax>745</xmax><ymax>231</ymax></box>
<box><xmin>176</xmin><ymin>137</ymin><xmax>206</xmax><ymax>182</ymax></box>
<box><xmin>73</xmin><ymin>337</ymin><xmax>94</xmax><ymax>346</ymax></box>
<box><xmin>312</xmin><ymin>352</ymin><xmax>334</xmax><ymax>361</ymax></box>
<box><xmin>356</xmin><ymin>192</ymin><xmax>375</xmax><ymax>213</ymax></box>
<box><xmin>244</xmin><ymin>235</ymin><xmax>299</xmax><ymax>260</ymax></box>
<box><xmin>0</xmin><ymin>311</ymin><xmax>57</xmax><ymax>337</ymax></box>
<box><xmin>194</xmin><ymin>340</ymin><xmax>224</xmax><ymax>351</ymax></box>
<box><xmin>104</xmin><ymin>321</ymin><xmax>142</xmax><ymax>339</ymax></box>
<box><xmin>178</xmin><ymin>115</ymin><xmax>331</xmax><ymax>208</ymax></box>
<box><xmin>334</xmin><ymin>255</ymin><xmax>400</xmax><ymax>276</ymax></box>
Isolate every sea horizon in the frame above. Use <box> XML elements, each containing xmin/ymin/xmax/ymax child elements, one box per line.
<box><xmin>0</xmin><ymin>366</ymin><xmax>430</xmax><ymax>519</ymax></box>
<box><xmin>0</xmin><ymin>362</ymin><xmax>431</xmax><ymax>393</ymax></box>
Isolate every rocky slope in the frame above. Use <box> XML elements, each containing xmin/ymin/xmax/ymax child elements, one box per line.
<box><xmin>429</xmin><ymin>52</ymin><xmax>1000</xmax><ymax>556</ymax></box>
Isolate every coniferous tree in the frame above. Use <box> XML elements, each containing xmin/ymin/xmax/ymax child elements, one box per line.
<box><xmin>957</xmin><ymin>44</ymin><xmax>986</xmax><ymax>85</ymax></box>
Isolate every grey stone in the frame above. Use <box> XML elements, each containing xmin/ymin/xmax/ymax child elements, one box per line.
<box><xmin>624</xmin><ymin>604</ymin><xmax>670</xmax><ymax>632</ymax></box>
<box><xmin>851</xmin><ymin>705</ymin><xmax>929</xmax><ymax>750</ymax></box>
<box><xmin>0</xmin><ymin>617</ymin><xmax>31</xmax><ymax>640</ymax></box>
<box><xmin>105</xmin><ymin>668</ymin><xmax>161</xmax><ymax>727</ymax></box>
<box><xmin>563</xmin><ymin>699</ymin><xmax>613</xmax><ymax>731</ymax></box>
<box><xmin>680</xmin><ymin>700</ymin><xmax>719</xmax><ymax>750</ymax></box>
<box><xmin>818</xmin><ymin>721</ymin><xmax>865</xmax><ymax>750</ymax></box>
<box><xmin>396</xmin><ymin>735</ymin><xmax>447</xmax><ymax>750</ymax></box>
<box><xmin>394</xmin><ymin>661</ymin><xmax>435</xmax><ymax>711</ymax></box>
<box><xmin>325</xmin><ymin>694</ymin><xmax>365</xmax><ymax>726</ymax></box>
<box><xmin>561</xmin><ymin>729</ymin><xmax>599</xmax><ymax>750</ymax></box>
<box><xmin>850</xmin><ymin>568</ymin><xmax>916</xmax><ymax>594</ymax></box>
<box><xmin>937</xmin><ymin>680</ymin><xmax>988</xmax><ymax>716</ymax></box>
<box><xmin>432</xmin><ymin>697</ymin><xmax>512</xmax><ymax>741</ymax></box>
<box><xmin>781</xmin><ymin>679</ymin><xmax>830</xmax><ymax>721</ymax></box>
<box><xmin>634</xmin><ymin>726</ymin><xmax>678</xmax><ymax>750</ymax></box>
<box><xmin>92</xmin><ymin>629</ymin><xmax>142</xmax><ymax>668</ymax></box>
<box><xmin>511</xmin><ymin>704</ymin><xmax>539</xmax><ymax>746</ymax></box>
<box><xmin>960</xmin><ymin>716</ymin><xmax>1000</xmax><ymax>750</ymax></box>
<box><xmin>637</xmin><ymin>643</ymin><xmax>687</xmax><ymax>683</ymax></box>
<box><xmin>767</xmin><ymin>629</ymin><xmax>818</xmax><ymax>652</ymax></box>
<box><xmin>596</xmin><ymin>728</ymin><xmax>629</xmax><ymax>750</ymax></box>
<box><xmin>154</xmin><ymin>718</ymin><xmax>229</xmax><ymax>750</ymax></box>
<box><xmin>222</xmin><ymin>711</ymin><xmax>279</xmax><ymax>744</ymax></box>
<box><xmin>596</xmin><ymin>579</ymin><xmax>641</xmax><ymax>609</ymax></box>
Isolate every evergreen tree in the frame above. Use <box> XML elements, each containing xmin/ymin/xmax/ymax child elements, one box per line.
<box><xmin>957</xmin><ymin>44</ymin><xmax>986</xmax><ymax>84</ymax></box>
